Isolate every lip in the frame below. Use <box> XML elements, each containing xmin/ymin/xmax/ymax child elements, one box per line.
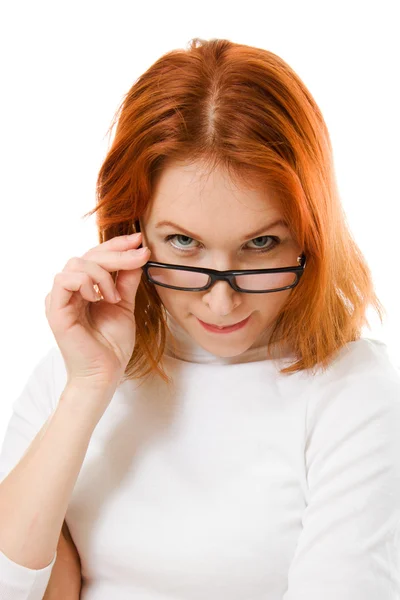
<box><xmin>197</xmin><ymin>315</ymin><xmax>251</xmax><ymax>334</ymax></box>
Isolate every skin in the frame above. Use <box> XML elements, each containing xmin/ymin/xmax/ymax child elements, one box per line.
<box><xmin>140</xmin><ymin>159</ymin><xmax>302</xmax><ymax>357</ymax></box>
<box><xmin>43</xmin><ymin>521</ymin><xmax>82</xmax><ymax>598</ymax></box>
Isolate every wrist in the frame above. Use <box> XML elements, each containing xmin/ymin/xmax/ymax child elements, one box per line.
<box><xmin>58</xmin><ymin>380</ymin><xmax>117</xmax><ymax>428</ymax></box>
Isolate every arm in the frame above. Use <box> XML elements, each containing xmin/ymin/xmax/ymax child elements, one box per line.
<box><xmin>0</xmin><ymin>381</ymin><xmax>108</xmax><ymax>570</ymax></box>
<box><xmin>43</xmin><ymin>520</ymin><xmax>82</xmax><ymax>600</ymax></box>
<box><xmin>283</xmin><ymin>372</ymin><xmax>400</xmax><ymax>599</ymax></box>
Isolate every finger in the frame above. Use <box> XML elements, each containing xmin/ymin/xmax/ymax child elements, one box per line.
<box><xmin>72</xmin><ymin>247</ymin><xmax>151</xmax><ymax>277</ymax></box>
<box><xmin>86</xmin><ymin>232</ymin><xmax>143</xmax><ymax>255</ymax></box>
<box><xmin>45</xmin><ymin>292</ymin><xmax>51</xmax><ymax>314</ymax></box>
<box><xmin>62</xmin><ymin>246</ymin><xmax>150</xmax><ymax>297</ymax></box>
<box><xmin>112</xmin><ymin>260</ymin><xmax>149</xmax><ymax>311</ymax></box>
<box><xmin>62</xmin><ymin>257</ymin><xmax>121</xmax><ymax>304</ymax></box>
<box><xmin>49</xmin><ymin>271</ymin><xmax>107</xmax><ymax>314</ymax></box>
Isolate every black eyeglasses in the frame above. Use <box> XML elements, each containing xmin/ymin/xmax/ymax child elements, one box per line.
<box><xmin>141</xmin><ymin>253</ymin><xmax>306</xmax><ymax>294</ymax></box>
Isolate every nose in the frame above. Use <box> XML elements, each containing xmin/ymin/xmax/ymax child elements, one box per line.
<box><xmin>201</xmin><ymin>278</ymin><xmax>241</xmax><ymax>316</ymax></box>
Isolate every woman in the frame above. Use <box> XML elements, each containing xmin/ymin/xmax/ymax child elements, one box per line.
<box><xmin>1</xmin><ymin>38</ymin><xmax>399</xmax><ymax>599</ymax></box>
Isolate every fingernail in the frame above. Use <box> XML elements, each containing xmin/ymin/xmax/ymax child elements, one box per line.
<box><xmin>137</xmin><ymin>247</ymin><xmax>149</xmax><ymax>254</ymax></box>
<box><xmin>130</xmin><ymin>232</ymin><xmax>141</xmax><ymax>237</ymax></box>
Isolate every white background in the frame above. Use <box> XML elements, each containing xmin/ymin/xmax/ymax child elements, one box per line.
<box><xmin>0</xmin><ymin>0</ymin><xmax>399</xmax><ymax>442</ymax></box>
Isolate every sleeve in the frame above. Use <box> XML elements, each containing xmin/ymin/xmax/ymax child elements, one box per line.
<box><xmin>282</xmin><ymin>370</ymin><xmax>400</xmax><ymax>599</ymax></box>
<box><xmin>0</xmin><ymin>347</ymin><xmax>62</xmax><ymax>600</ymax></box>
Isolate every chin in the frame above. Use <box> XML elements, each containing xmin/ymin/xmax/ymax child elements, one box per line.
<box><xmin>197</xmin><ymin>329</ymin><xmax>254</xmax><ymax>348</ymax></box>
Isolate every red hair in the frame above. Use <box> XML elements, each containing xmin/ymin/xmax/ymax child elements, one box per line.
<box><xmin>83</xmin><ymin>37</ymin><xmax>385</xmax><ymax>385</ymax></box>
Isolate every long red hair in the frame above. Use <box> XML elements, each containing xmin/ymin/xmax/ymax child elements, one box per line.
<box><xmin>83</xmin><ymin>37</ymin><xmax>385</xmax><ymax>385</ymax></box>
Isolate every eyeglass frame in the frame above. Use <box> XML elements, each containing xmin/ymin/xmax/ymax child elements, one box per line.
<box><xmin>141</xmin><ymin>252</ymin><xmax>307</xmax><ymax>294</ymax></box>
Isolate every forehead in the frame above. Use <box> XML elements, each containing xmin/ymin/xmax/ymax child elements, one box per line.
<box><xmin>143</xmin><ymin>160</ymin><xmax>282</xmax><ymax>224</ymax></box>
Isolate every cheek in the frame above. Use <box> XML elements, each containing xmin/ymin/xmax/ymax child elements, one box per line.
<box><xmin>256</xmin><ymin>288</ymin><xmax>292</xmax><ymax>314</ymax></box>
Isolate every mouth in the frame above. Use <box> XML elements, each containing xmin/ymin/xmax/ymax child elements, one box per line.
<box><xmin>197</xmin><ymin>315</ymin><xmax>251</xmax><ymax>333</ymax></box>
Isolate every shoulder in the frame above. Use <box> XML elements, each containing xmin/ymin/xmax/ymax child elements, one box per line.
<box><xmin>314</xmin><ymin>336</ymin><xmax>398</xmax><ymax>382</ymax></box>
<box><xmin>305</xmin><ymin>337</ymin><xmax>400</xmax><ymax>451</ymax></box>
<box><xmin>310</xmin><ymin>336</ymin><xmax>400</xmax><ymax>394</ymax></box>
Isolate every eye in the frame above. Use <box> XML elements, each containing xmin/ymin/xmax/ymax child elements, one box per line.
<box><xmin>247</xmin><ymin>236</ymin><xmax>280</xmax><ymax>252</ymax></box>
<box><xmin>164</xmin><ymin>234</ymin><xmax>280</xmax><ymax>254</ymax></box>
<box><xmin>166</xmin><ymin>234</ymin><xmax>197</xmax><ymax>250</ymax></box>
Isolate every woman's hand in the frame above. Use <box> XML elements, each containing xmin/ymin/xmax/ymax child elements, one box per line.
<box><xmin>43</xmin><ymin>520</ymin><xmax>82</xmax><ymax>599</ymax></box>
<box><xmin>45</xmin><ymin>231</ymin><xmax>150</xmax><ymax>420</ymax></box>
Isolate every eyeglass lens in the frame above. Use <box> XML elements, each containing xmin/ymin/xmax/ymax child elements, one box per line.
<box><xmin>147</xmin><ymin>266</ymin><xmax>297</xmax><ymax>291</ymax></box>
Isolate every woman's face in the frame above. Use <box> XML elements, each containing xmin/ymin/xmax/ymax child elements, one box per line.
<box><xmin>140</xmin><ymin>159</ymin><xmax>302</xmax><ymax>357</ymax></box>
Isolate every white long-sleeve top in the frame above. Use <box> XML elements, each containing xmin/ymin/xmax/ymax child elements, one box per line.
<box><xmin>1</xmin><ymin>312</ymin><xmax>400</xmax><ymax>599</ymax></box>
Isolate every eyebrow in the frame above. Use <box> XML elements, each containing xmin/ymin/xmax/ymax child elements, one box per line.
<box><xmin>155</xmin><ymin>218</ymin><xmax>288</xmax><ymax>241</ymax></box>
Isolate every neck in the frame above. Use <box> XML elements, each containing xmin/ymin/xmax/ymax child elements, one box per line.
<box><xmin>163</xmin><ymin>310</ymin><xmax>292</xmax><ymax>365</ymax></box>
